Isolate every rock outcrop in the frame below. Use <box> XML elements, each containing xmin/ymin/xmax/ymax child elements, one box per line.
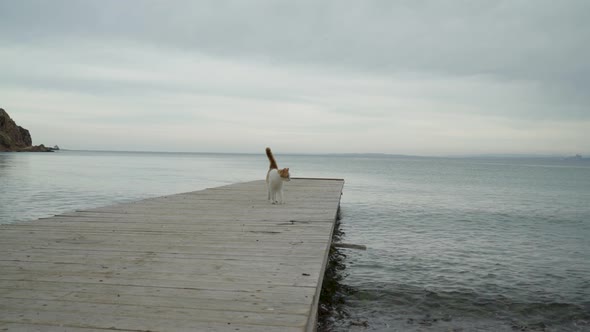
<box><xmin>0</xmin><ymin>108</ymin><xmax>54</xmax><ymax>152</ymax></box>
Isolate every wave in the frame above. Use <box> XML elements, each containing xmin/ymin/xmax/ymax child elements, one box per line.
<box><xmin>333</xmin><ymin>282</ymin><xmax>590</xmax><ymax>331</ymax></box>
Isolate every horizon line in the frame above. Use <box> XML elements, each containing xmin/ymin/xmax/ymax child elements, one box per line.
<box><xmin>51</xmin><ymin>149</ymin><xmax>587</xmax><ymax>159</ymax></box>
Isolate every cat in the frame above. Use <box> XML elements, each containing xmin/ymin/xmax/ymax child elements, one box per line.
<box><xmin>265</xmin><ymin>147</ymin><xmax>290</xmax><ymax>204</ymax></box>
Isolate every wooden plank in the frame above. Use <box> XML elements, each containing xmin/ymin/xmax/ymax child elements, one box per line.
<box><xmin>0</xmin><ymin>323</ymin><xmax>133</xmax><ymax>332</ymax></box>
<box><xmin>1</xmin><ymin>288</ymin><xmax>311</xmax><ymax>315</ymax></box>
<box><xmin>0</xmin><ymin>249</ymin><xmax>325</xmax><ymax>263</ymax></box>
<box><xmin>0</xmin><ymin>280</ymin><xmax>314</xmax><ymax>304</ymax></box>
<box><xmin>0</xmin><ymin>178</ymin><xmax>344</xmax><ymax>332</ymax></box>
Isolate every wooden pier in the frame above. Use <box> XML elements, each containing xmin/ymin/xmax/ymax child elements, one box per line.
<box><xmin>0</xmin><ymin>178</ymin><xmax>344</xmax><ymax>332</ymax></box>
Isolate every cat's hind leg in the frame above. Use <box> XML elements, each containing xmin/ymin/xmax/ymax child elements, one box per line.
<box><xmin>270</xmin><ymin>190</ymin><xmax>277</xmax><ymax>204</ymax></box>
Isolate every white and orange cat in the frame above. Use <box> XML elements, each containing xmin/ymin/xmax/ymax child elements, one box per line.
<box><xmin>266</xmin><ymin>147</ymin><xmax>290</xmax><ymax>204</ymax></box>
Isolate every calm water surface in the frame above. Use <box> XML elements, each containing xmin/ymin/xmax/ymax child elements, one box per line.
<box><xmin>1</xmin><ymin>151</ymin><xmax>589</xmax><ymax>331</ymax></box>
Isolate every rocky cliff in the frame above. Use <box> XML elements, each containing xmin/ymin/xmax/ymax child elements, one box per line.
<box><xmin>0</xmin><ymin>108</ymin><xmax>53</xmax><ymax>152</ymax></box>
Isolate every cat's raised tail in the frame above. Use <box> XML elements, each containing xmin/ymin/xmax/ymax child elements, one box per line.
<box><xmin>266</xmin><ymin>147</ymin><xmax>278</xmax><ymax>170</ymax></box>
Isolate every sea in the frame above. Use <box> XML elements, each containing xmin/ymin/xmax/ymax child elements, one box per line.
<box><xmin>1</xmin><ymin>150</ymin><xmax>589</xmax><ymax>331</ymax></box>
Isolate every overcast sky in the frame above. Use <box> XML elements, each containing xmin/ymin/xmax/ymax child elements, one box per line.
<box><xmin>1</xmin><ymin>1</ymin><xmax>589</xmax><ymax>155</ymax></box>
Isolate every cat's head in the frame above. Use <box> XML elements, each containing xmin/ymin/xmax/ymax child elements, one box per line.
<box><xmin>279</xmin><ymin>168</ymin><xmax>291</xmax><ymax>181</ymax></box>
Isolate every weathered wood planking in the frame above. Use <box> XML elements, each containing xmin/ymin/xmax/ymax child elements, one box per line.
<box><xmin>0</xmin><ymin>178</ymin><xmax>344</xmax><ymax>332</ymax></box>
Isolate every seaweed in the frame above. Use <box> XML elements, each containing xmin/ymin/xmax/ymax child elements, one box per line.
<box><xmin>317</xmin><ymin>207</ymin><xmax>355</xmax><ymax>331</ymax></box>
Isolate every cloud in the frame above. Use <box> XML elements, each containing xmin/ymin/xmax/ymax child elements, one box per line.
<box><xmin>0</xmin><ymin>1</ymin><xmax>588</xmax><ymax>155</ymax></box>
<box><xmin>3</xmin><ymin>1</ymin><xmax>588</xmax><ymax>77</ymax></box>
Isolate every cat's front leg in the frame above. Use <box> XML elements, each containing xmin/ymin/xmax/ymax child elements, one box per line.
<box><xmin>278</xmin><ymin>189</ymin><xmax>284</xmax><ymax>204</ymax></box>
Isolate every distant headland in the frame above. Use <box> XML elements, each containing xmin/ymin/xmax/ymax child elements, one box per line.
<box><xmin>564</xmin><ymin>154</ymin><xmax>587</xmax><ymax>161</ymax></box>
<box><xmin>0</xmin><ymin>108</ymin><xmax>57</xmax><ymax>152</ymax></box>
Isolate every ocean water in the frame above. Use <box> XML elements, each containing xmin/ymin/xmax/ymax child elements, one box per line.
<box><xmin>1</xmin><ymin>150</ymin><xmax>589</xmax><ymax>331</ymax></box>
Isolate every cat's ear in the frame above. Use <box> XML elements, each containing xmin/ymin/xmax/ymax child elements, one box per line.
<box><xmin>285</xmin><ymin>168</ymin><xmax>289</xmax><ymax>171</ymax></box>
